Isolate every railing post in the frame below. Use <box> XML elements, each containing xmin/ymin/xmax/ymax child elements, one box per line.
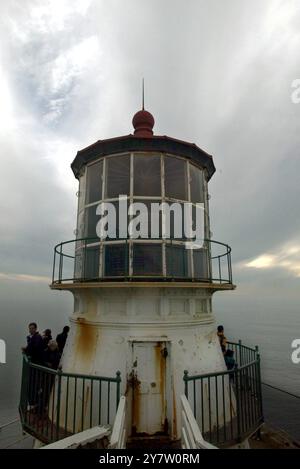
<box><xmin>25</xmin><ymin>357</ymin><xmax>31</xmax><ymax>426</ymax></box>
<box><xmin>230</xmin><ymin>251</ymin><xmax>233</xmax><ymax>283</ymax></box>
<box><xmin>206</xmin><ymin>240</ymin><xmax>210</xmax><ymax>282</ymax></box>
<box><xmin>58</xmin><ymin>244</ymin><xmax>63</xmax><ymax>283</ymax></box>
<box><xmin>183</xmin><ymin>370</ymin><xmax>189</xmax><ymax>398</ymax></box>
<box><xmin>238</xmin><ymin>339</ymin><xmax>242</xmax><ymax>367</ymax></box>
<box><xmin>52</xmin><ymin>248</ymin><xmax>56</xmax><ymax>284</ymax></box>
<box><xmin>184</xmin><ymin>241</ymin><xmax>187</xmax><ymax>278</ymax></box>
<box><xmin>218</xmin><ymin>256</ymin><xmax>221</xmax><ymax>282</ymax></box>
<box><xmin>125</xmin><ymin>239</ymin><xmax>128</xmax><ymax>280</ymax></box>
<box><xmin>235</xmin><ymin>368</ymin><xmax>242</xmax><ymax>442</ymax></box>
<box><xmin>56</xmin><ymin>369</ymin><xmax>62</xmax><ymax>441</ymax></box>
<box><xmin>226</xmin><ymin>247</ymin><xmax>230</xmax><ymax>283</ymax></box>
<box><xmin>171</xmin><ymin>239</ymin><xmax>174</xmax><ymax>279</ymax></box>
<box><xmin>19</xmin><ymin>355</ymin><xmax>25</xmax><ymax>417</ymax></box>
<box><xmin>83</xmin><ymin>238</ymin><xmax>87</xmax><ymax>280</ymax></box>
<box><xmin>116</xmin><ymin>371</ymin><xmax>121</xmax><ymax>408</ymax></box>
<box><xmin>256</xmin><ymin>351</ymin><xmax>264</xmax><ymax>423</ymax></box>
<box><xmin>19</xmin><ymin>355</ymin><xmax>29</xmax><ymax>423</ymax></box>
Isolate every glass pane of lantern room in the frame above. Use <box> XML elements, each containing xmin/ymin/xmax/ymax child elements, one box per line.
<box><xmin>85</xmin><ymin>205</ymin><xmax>99</xmax><ymax>240</ymax></box>
<box><xmin>74</xmin><ymin>241</ymin><xmax>84</xmax><ymax>279</ymax></box>
<box><xmin>166</xmin><ymin>202</ymin><xmax>184</xmax><ymax>239</ymax></box>
<box><xmin>132</xmin><ymin>200</ymin><xmax>162</xmax><ymax>239</ymax></box>
<box><xmin>133</xmin><ymin>244</ymin><xmax>162</xmax><ymax>276</ymax></box>
<box><xmin>134</xmin><ymin>155</ymin><xmax>161</xmax><ymax>196</ymax></box>
<box><xmin>190</xmin><ymin>164</ymin><xmax>204</xmax><ymax>203</ymax></box>
<box><xmin>166</xmin><ymin>244</ymin><xmax>188</xmax><ymax>277</ymax></box>
<box><xmin>165</xmin><ymin>156</ymin><xmax>187</xmax><ymax>200</ymax></box>
<box><xmin>193</xmin><ymin>248</ymin><xmax>209</xmax><ymax>280</ymax></box>
<box><xmin>86</xmin><ymin>161</ymin><xmax>103</xmax><ymax>204</ymax></box>
<box><xmin>104</xmin><ymin>244</ymin><xmax>128</xmax><ymax>277</ymax></box>
<box><xmin>110</xmin><ymin>200</ymin><xmax>128</xmax><ymax>240</ymax></box>
<box><xmin>83</xmin><ymin>245</ymin><xmax>100</xmax><ymax>280</ymax></box>
<box><xmin>106</xmin><ymin>155</ymin><xmax>130</xmax><ymax>198</ymax></box>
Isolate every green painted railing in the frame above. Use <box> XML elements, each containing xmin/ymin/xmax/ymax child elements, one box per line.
<box><xmin>19</xmin><ymin>355</ymin><xmax>121</xmax><ymax>444</ymax></box>
<box><xmin>52</xmin><ymin>237</ymin><xmax>233</xmax><ymax>285</ymax></box>
<box><xmin>183</xmin><ymin>341</ymin><xmax>263</xmax><ymax>447</ymax></box>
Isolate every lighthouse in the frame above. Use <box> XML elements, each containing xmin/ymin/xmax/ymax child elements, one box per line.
<box><xmin>50</xmin><ymin>106</ymin><xmax>237</xmax><ymax>442</ymax></box>
<box><xmin>19</xmin><ymin>105</ymin><xmax>263</xmax><ymax>449</ymax></box>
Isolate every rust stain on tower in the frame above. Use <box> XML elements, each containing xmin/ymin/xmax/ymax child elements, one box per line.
<box><xmin>75</xmin><ymin>321</ymin><xmax>98</xmax><ymax>365</ymax></box>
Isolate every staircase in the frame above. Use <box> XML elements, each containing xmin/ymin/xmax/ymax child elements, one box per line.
<box><xmin>126</xmin><ymin>436</ymin><xmax>181</xmax><ymax>449</ymax></box>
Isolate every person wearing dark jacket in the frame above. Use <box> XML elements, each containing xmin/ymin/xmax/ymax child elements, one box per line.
<box><xmin>21</xmin><ymin>323</ymin><xmax>44</xmax><ymax>407</ymax></box>
<box><xmin>56</xmin><ymin>326</ymin><xmax>70</xmax><ymax>354</ymax></box>
<box><xmin>22</xmin><ymin>322</ymin><xmax>44</xmax><ymax>364</ymax></box>
<box><xmin>43</xmin><ymin>340</ymin><xmax>61</xmax><ymax>370</ymax></box>
<box><xmin>40</xmin><ymin>340</ymin><xmax>61</xmax><ymax>413</ymax></box>
<box><xmin>224</xmin><ymin>349</ymin><xmax>235</xmax><ymax>370</ymax></box>
<box><xmin>217</xmin><ymin>325</ymin><xmax>227</xmax><ymax>355</ymax></box>
<box><xmin>224</xmin><ymin>349</ymin><xmax>236</xmax><ymax>382</ymax></box>
<box><xmin>42</xmin><ymin>329</ymin><xmax>52</xmax><ymax>350</ymax></box>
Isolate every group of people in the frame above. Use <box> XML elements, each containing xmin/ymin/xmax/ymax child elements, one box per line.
<box><xmin>21</xmin><ymin>323</ymin><xmax>70</xmax><ymax>412</ymax></box>
<box><xmin>217</xmin><ymin>324</ymin><xmax>236</xmax><ymax>371</ymax></box>
<box><xmin>22</xmin><ymin>322</ymin><xmax>70</xmax><ymax>369</ymax></box>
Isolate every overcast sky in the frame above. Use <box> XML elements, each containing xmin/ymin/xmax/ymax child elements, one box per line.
<box><xmin>0</xmin><ymin>0</ymin><xmax>300</xmax><ymax>347</ymax></box>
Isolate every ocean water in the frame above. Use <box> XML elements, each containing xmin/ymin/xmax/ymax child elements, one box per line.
<box><xmin>215</xmin><ymin>306</ymin><xmax>300</xmax><ymax>397</ymax></box>
<box><xmin>0</xmin><ymin>280</ymin><xmax>71</xmax><ymax>422</ymax></box>
<box><xmin>216</xmin><ymin>305</ymin><xmax>300</xmax><ymax>442</ymax></box>
<box><xmin>1</xmin><ymin>283</ymin><xmax>300</xmax><ymax>446</ymax></box>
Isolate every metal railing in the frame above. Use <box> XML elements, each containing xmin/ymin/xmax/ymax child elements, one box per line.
<box><xmin>40</xmin><ymin>426</ymin><xmax>111</xmax><ymax>449</ymax></box>
<box><xmin>181</xmin><ymin>395</ymin><xmax>217</xmax><ymax>449</ymax></box>
<box><xmin>52</xmin><ymin>237</ymin><xmax>233</xmax><ymax>285</ymax></box>
<box><xmin>19</xmin><ymin>355</ymin><xmax>121</xmax><ymax>444</ymax></box>
<box><xmin>183</xmin><ymin>341</ymin><xmax>263</xmax><ymax>447</ymax></box>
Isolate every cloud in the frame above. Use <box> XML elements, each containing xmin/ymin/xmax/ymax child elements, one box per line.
<box><xmin>0</xmin><ymin>272</ymin><xmax>50</xmax><ymax>283</ymax></box>
<box><xmin>246</xmin><ymin>255</ymin><xmax>276</xmax><ymax>269</ymax></box>
<box><xmin>241</xmin><ymin>240</ymin><xmax>300</xmax><ymax>277</ymax></box>
<box><xmin>42</xmin><ymin>35</ymin><xmax>100</xmax><ymax>123</ymax></box>
<box><xmin>0</xmin><ymin>57</ymin><xmax>16</xmax><ymax>132</ymax></box>
<box><xmin>0</xmin><ymin>0</ymin><xmax>299</xmax><ymax>307</ymax></box>
<box><xmin>7</xmin><ymin>0</ymin><xmax>93</xmax><ymax>39</ymax></box>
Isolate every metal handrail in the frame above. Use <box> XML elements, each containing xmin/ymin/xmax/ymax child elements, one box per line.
<box><xmin>183</xmin><ymin>341</ymin><xmax>264</xmax><ymax>446</ymax></box>
<box><xmin>28</xmin><ymin>360</ymin><xmax>121</xmax><ymax>382</ymax></box>
<box><xmin>183</xmin><ymin>360</ymin><xmax>258</xmax><ymax>382</ymax></box>
<box><xmin>51</xmin><ymin>237</ymin><xmax>233</xmax><ymax>285</ymax></box>
<box><xmin>19</xmin><ymin>355</ymin><xmax>121</xmax><ymax>444</ymax></box>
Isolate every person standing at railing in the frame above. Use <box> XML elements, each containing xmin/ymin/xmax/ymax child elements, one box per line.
<box><xmin>224</xmin><ymin>349</ymin><xmax>236</xmax><ymax>383</ymax></box>
<box><xmin>217</xmin><ymin>325</ymin><xmax>227</xmax><ymax>355</ymax></box>
<box><xmin>43</xmin><ymin>340</ymin><xmax>61</xmax><ymax>370</ymax></box>
<box><xmin>42</xmin><ymin>329</ymin><xmax>53</xmax><ymax>350</ymax></box>
<box><xmin>21</xmin><ymin>322</ymin><xmax>44</xmax><ymax>364</ymax></box>
<box><xmin>39</xmin><ymin>340</ymin><xmax>61</xmax><ymax>415</ymax></box>
<box><xmin>56</xmin><ymin>326</ymin><xmax>70</xmax><ymax>354</ymax></box>
<box><xmin>224</xmin><ymin>349</ymin><xmax>235</xmax><ymax>370</ymax></box>
<box><xmin>21</xmin><ymin>322</ymin><xmax>44</xmax><ymax>408</ymax></box>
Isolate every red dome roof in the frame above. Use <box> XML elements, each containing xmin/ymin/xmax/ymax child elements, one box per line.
<box><xmin>132</xmin><ymin>109</ymin><xmax>155</xmax><ymax>137</ymax></box>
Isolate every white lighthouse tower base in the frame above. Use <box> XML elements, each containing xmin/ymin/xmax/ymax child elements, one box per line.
<box><xmin>59</xmin><ymin>286</ymin><xmax>232</xmax><ymax>441</ymax></box>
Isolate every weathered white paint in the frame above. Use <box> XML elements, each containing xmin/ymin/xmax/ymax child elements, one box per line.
<box><xmin>57</xmin><ymin>285</ymin><xmax>232</xmax><ymax>439</ymax></box>
<box><xmin>181</xmin><ymin>395</ymin><xmax>217</xmax><ymax>449</ymax></box>
<box><xmin>40</xmin><ymin>425</ymin><xmax>110</xmax><ymax>449</ymax></box>
<box><xmin>131</xmin><ymin>341</ymin><xmax>167</xmax><ymax>434</ymax></box>
<box><xmin>109</xmin><ymin>396</ymin><xmax>127</xmax><ymax>449</ymax></box>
